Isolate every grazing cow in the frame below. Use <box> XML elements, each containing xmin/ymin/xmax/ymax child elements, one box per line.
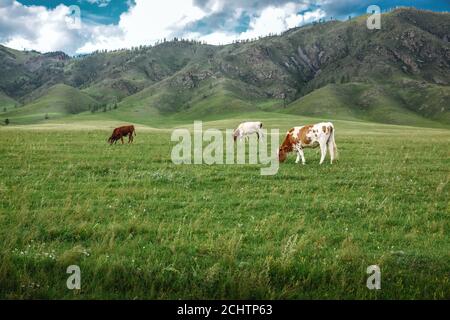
<box><xmin>108</xmin><ymin>125</ymin><xmax>136</xmax><ymax>145</ymax></box>
<box><xmin>233</xmin><ymin>121</ymin><xmax>264</xmax><ymax>142</ymax></box>
<box><xmin>278</xmin><ymin>122</ymin><xmax>338</xmax><ymax>165</ymax></box>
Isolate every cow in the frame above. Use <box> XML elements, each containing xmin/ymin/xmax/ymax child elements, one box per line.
<box><xmin>233</xmin><ymin>121</ymin><xmax>264</xmax><ymax>142</ymax></box>
<box><xmin>108</xmin><ymin>125</ymin><xmax>136</xmax><ymax>145</ymax></box>
<box><xmin>278</xmin><ymin>122</ymin><xmax>338</xmax><ymax>165</ymax></box>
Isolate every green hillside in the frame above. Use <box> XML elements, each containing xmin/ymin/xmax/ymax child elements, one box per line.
<box><xmin>284</xmin><ymin>82</ymin><xmax>448</xmax><ymax>128</ymax></box>
<box><xmin>0</xmin><ymin>91</ymin><xmax>17</xmax><ymax>113</ymax></box>
<box><xmin>62</xmin><ymin>42</ymin><xmax>219</xmax><ymax>105</ymax></box>
<box><xmin>0</xmin><ymin>8</ymin><xmax>449</xmax><ymax>127</ymax></box>
<box><xmin>117</xmin><ymin>74</ymin><xmax>270</xmax><ymax>119</ymax></box>
<box><xmin>0</xmin><ymin>84</ymin><xmax>99</xmax><ymax>125</ymax></box>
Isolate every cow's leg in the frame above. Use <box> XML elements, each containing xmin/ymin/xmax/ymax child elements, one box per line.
<box><xmin>256</xmin><ymin>129</ymin><xmax>264</xmax><ymax>140</ymax></box>
<box><xmin>258</xmin><ymin>129</ymin><xmax>264</xmax><ymax>141</ymax></box>
<box><xmin>121</xmin><ymin>136</ymin><xmax>124</xmax><ymax>144</ymax></box>
<box><xmin>319</xmin><ymin>140</ymin><xmax>327</xmax><ymax>165</ymax></box>
<box><xmin>328</xmin><ymin>140</ymin><xmax>335</xmax><ymax>164</ymax></box>
<box><xmin>295</xmin><ymin>145</ymin><xmax>300</xmax><ymax>163</ymax></box>
<box><xmin>236</xmin><ymin>130</ymin><xmax>243</xmax><ymax>142</ymax></box>
<box><xmin>300</xmin><ymin>148</ymin><xmax>306</xmax><ymax>165</ymax></box>
<box><xmin>295</xmin><ymin>145</ymin><xmax>305</xmax><ymax>165</ymax></box>
<box><xmin>295</xmin><ymin>151</ymin><xmax>301</xmax><ymax>164</ymax></box>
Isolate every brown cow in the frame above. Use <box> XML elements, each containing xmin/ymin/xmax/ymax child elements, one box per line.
<box><xmin>108</xmin><ymin>125</ymin><xmax>136</xmax><ymax>145</ymax></box>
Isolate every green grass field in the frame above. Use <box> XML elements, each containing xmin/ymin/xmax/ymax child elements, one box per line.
<box><xmin>0</xmin><ymin>115</ymin><xmax>449</xmax><ymax>299</ymax></box>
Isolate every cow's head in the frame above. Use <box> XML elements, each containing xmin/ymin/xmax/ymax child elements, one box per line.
<box><xmin>108</xmin><ymin>135</ymin><xmax>116</xmax><ymax>144</ymax></box>
<box><xmin>233</xmin><ymin>130</ymin><xmax>239</xmax><ymax>142</ymax></box>
<box><xmin>278</xmin><ymin>129</ymin><xmax>296</xmax><ymax>163</ymax></box>
<box><xmin>278</xmin><ymin>132</ymin><xmax>295</xmax><ymax>163</ymax></box>
<box><xmin>278</xmin><ymin>146</ymin><xmax>289</xmax><ymax>163</ymax></box>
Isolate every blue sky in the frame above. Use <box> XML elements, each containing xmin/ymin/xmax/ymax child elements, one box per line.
<box><xmin>1</xmin><ymin>0</ymin><xmax>449</xmax><ymax>54</ymax></box>
<box><xmin>17</xmin><ymin>0</ymin><xmax>135</xmax><ymax>24</ymax></box>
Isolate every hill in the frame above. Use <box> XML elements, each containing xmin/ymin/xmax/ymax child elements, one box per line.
<box><xmin>103</xmin><ymin>8</ymin><xmax>450</xmax><ymax>127</ymax></box>
<box><xmin>0</xmin><ymin>91</ymin><xmax>17</xmax><ymax>113</ymax></box>
<box><xmin>1</xmin><ymin>84</ymin><xmax>99</xmax><ymax>125</ymax></box>
<box><xmin>283</xmin><ymin>82</ymin><xmax>449</xmax><ymax>127</ymax></box>
<box><xmin>0</xmin><ymin>8</ymin><xmax>449</xmax><ymax>127</ymax></box>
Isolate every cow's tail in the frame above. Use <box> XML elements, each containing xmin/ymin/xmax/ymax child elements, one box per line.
<box><xmin>329</xmin><ymin>125</ymin><xmax>338</xmax><ymax>160</ymax></box>
<box><xmin>133</xmin><ymin>126</ymin><xmax>137</xmax><ymax>136</ymax></box>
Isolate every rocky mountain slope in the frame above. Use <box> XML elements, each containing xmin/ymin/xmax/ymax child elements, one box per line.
<box><xmin>0</xmin><ymin>8</ymin><xmax>449</xmax><ymax>126</ymax></box>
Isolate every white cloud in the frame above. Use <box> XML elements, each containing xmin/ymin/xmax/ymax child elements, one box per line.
<box><xmin>84</xmin><ymin>0</ymin><xmax>112</xmax><ymax>8</ymax></box>
<box><xmin>0</xmin><ymin>0</ymin><xmax>328</xmax><ymax>54</ymax></box>
<box><xmin>191</xmin><ymin>31</ymin><xmax>237</xmax><ymax>45</ymax></box>
<box><xmin>239</xmin><ymin>3</ymin><xmax>325</xmax><ymax>40</ymax></box>
<box><xmin>78</xmin><ymin>0</ymin><xmax>207</xmax><ymax>52</ymax></box>
<box><xmin>193</xmin><ymin>4</ymin><xmax>326</xmax><ymax>45</ymax></box>
<box><xmin>0</xmin><ymin>1</ymin><xmax>90</xmax><ymax>53</ymax></box>
<box><xmin>0</xmin><ymin>0</ymin><xmax>204</xmax><ymax>54</ymax></box>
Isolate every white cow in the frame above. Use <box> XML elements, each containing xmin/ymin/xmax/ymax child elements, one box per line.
<box><xmin>278</xmin><ymin>122</ymin><xmax>338</xmax><ymax>165</ymax></box>
<box><xmin>233</xmin><ymin>121</ymin><xmax>264</xmax><ymax>142</ymax></box>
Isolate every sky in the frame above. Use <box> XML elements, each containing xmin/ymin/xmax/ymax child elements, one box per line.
<box><xmin>0</xmin><ymin>0</ymin><xmax>449</xmax><ymax>55</ymax></box>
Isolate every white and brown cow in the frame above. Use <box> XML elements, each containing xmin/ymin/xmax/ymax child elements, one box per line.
<box><xmin>278</xmin><ymin>122</ymin><xmax>338</xmax><ymax>165</ymax></box>
<box><xmin>233</xmin><ymin>121</ymin><xmax>264</xmax><ymax>142</ymax></box>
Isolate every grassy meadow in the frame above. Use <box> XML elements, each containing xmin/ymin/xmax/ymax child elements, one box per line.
<box><xmin>0</xmin><ymin>114</ymin><xmax>449</xmax><ymax>299</ymax></box>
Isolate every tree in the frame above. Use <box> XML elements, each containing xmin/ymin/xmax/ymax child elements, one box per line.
<box><xmin>45</xmin><ymin>113</ymin><xmax>49</xmax><ymax>120</ymax></box>
<box><xmin>5</xmin><ymin>119</ymin><xmax>9</xmax><ymax>125</ymax></box>
<box><xmin>282</xmin><ymin>93</ymin><xmax>287</xmax><ymax>108</ymax></box>
<box><xmin>3</xmin><ymin>107</ymin><xmax>6</xmax><ymax>112</ymax></box>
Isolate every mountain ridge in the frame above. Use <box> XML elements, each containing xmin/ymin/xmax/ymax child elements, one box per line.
<box><xmin>0</xmin><ymin>8</ymin><xmax>449</xmax><ymax>127</ymax></box>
